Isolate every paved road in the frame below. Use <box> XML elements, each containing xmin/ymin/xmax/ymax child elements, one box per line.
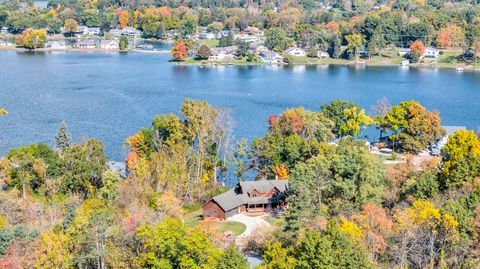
<box><xmin>228</xmin><ymin>213</ymin><xmax>271</xmax><ymax>237</ymax></box>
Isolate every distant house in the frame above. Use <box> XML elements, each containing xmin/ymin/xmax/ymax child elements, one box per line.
<box><xmin>121</xmin><ymin>27</ymin><xmax>141</xmax><ymax>38</ymax></box>
<box><xmin>86</xmin><ymin>27</ymin><xmax>101</xmax><ymax>36</ymax></box>
<box><xmin>432</xmin><ymin>126</ymin><xmax>467</xmax><ymax>155</ymax></box>
<box><xmin>424</xmin><ymin>47</ymin><xmax>440</xmax><ymax>58</ymax></box>
<box><xmin>259</xmin><ymin>51</ymin><xmax>284</xmax><ymax>64</ymax></box>
<box><xmin>254</xmin><ymin>45</ymin><xmax>268</xmax><ymax>54</ymax></box>
<box><xmin>203</xmin><ymin>180</ymin><xmax>288</xmax><ymax>220</ymax></box>
<box><xmin>208</xmin><ymin>50</ymin><xmax>226</xmax><ymax>61</ymax></box>
<box><xmin>398</xmin><ymin>48</ymin><xmax>410</xmax><ymax>57</ymax></box>
<box><xmin>100</xmin><ymin>39</ymin><xmax>119</xmax><ymax>50</ymax></box>
<box><xmin>0</xmin><ymin>27</ymin><xmax>9</xmax><ymax>35</ymax></box>
<box><xmin>285</xmin><ymin>47</ymin><xmax>306</xmax><ymax>57</ymax></box>
<box><xmin>47</xmin><ymin>40</ymin><xmax>67</xmax><ymax>50</ymax></box>
<box><xmin>200</xmin><ymin>31</ymin><xmax>216</xmax><ymax>39</ymax></box>
<box><xmin>317</xmin><ymin>50</ymin><xmax>329</xmax><ymax>58</ymax></box>
<box><xmin>76</xmin><ymin>26</ymin><xmax>89</xmax><ymax>36</ymax></box>
<box><xmin>109</xmin><ymin>29</ymin><xmax>123</xmax><ymax>37</ymax></box>
<box><xmin>73</xmin><ymin>40</ymin><xmax>96</xmax><ymax>49</ymax></box>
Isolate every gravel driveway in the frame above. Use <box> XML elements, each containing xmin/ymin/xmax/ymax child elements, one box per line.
<box><xmin>227</xmin><ymin>213</ymin><xmax>271</xmax><ymax>237</ymax></box>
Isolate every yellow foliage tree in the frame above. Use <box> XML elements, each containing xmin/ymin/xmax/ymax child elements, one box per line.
<box><xmin>35</xmin><ymin>231</ymin><xmax>73</xmax><ymax>269</ymax></box>
<box><xmin>119</xmin><ymin>10</ymin><xmax>129</xmax><ymax>29</ymax></box>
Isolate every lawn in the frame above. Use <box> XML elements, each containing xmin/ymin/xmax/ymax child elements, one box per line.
<box><xmin>183</xmin><ymin>209</ymin><xmax>203</xmax><ymax>228</ymax></box>
<box><xmin>198</xmin><ymin>39</ymin><xmax>219</xmax><ymax>48</ymax></box>
<box><xmin>214</xmin><ymin>221</ymin><xmax>247</xmax><ymax>236</ymax></box>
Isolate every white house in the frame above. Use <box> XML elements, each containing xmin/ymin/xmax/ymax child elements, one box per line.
<box><xmin>47</xmin><ymin>40</ymin><xmax>67</xmax><ymax>50</ymax></box>
<box><xmin>86</xmin><ymin>27</ymin><xmax>101</xmax><ymax>36</ymax></box>
<box><xmin>424</xmin><ymin>47</ymin><xmax>440</xmax><ymax>58</ymax></box>
<box><xmin>285</xmin><ymin>47</ymin><xmax>306</xmax><ymax>57</ymax></box>
<box><xmin>259</xmin><ymin>51</ymin><xmax>284</xmax><ymax>64</ymax></box>
<box><xmin>431</xmin><ymin>126</ymin><xmax>466</xmax><ymax>155</ymax></box>
<box><xmin>76</xmin><ymin>26</ymin><xmax>89</xmax><ymax>35</ymax></box>
<box><xmin>121</xmin><ymin>27</ymin><xmax>141</xmax><ymax>38</ymax></box>
<box><xmin>208</xmin><ymin>50</ymin><xmax>226</xmax><ymax>61</ymax></box>
<box><xmin>200</xmin><ymin>31</ymin><xmax>216</xmax><ymax>39</ymax></box>
<box><xmin>398</xmin><ymin>48</ymin><xmax>410</xmax><ymax>56</ymax></box>
<box><xmin>73</xmin><ymin>40</ymin><xmax>96</xmax><ymax>49</ymax></box>
<box><xmin>317</xmin><ymin>50</ymin><xmax>329</xmax><ymax>58</ymax></box>
<box><xmin>100</xmin><ymin>39</ymin><xmax>119</xmax><ymax>50</ymax></box>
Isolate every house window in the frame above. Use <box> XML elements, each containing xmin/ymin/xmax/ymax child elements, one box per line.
<box><xmin>252</xmin><ymin>193</ymin><xmax>257</xmax><ymax>197</ymax></box>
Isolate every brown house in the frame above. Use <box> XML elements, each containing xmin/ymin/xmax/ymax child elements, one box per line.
<box><xmin>203</xmin><ymin>180</ymin><xmax>288</xmax><ymax>220</ymax></box>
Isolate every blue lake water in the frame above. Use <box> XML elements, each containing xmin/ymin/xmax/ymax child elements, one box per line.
<box><xmin>1</xmin><ymin>50</ymin><xmax>480</xmax><ymax>160</ymax></box>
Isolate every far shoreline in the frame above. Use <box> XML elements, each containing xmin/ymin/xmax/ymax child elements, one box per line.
<box><xmin>1</xmin><ymin>47</ymin><xmax>479</xmax><ymax>72</ymax></box>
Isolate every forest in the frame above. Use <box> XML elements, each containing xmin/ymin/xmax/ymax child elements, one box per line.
<box><xmin>0</xmin><ymin>98</ymin><xmax>479</xmax><ymax>268</ymax></box>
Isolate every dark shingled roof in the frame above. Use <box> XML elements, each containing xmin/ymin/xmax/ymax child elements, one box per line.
<box><xmin>210</xmin><ymin>180</ymin><xmax>288</xmax><ymax>211</ymax></box>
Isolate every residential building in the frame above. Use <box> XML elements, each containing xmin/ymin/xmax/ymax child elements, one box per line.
<box><xmin>121</xmin><ymin>27</ymin><xmax>142</xmax><ymax>38</ymax></box>
<box><xmin>72</xmin><ymin>40</ymin><xmax>96</xmax><ymax>49</ymax></box>
<box><xmin>259</xmin><ymin>51</ymin><xmax>284</xmax><ymax>64</ymax></box>
<box><xmin>285</xmin><ymin>47</ymin><xmax>306</xmax><ymax>57</ymax></box>
<box><xmin>86</xmin><ymin>27</ymin><xmax>101</xmax><ymax>36</ymax></box>
<box><xmin>424</xmin><ymin>47</ymin><xmax>440</xmax><ymax>58</ymax></box>
<box><xmin>203</xmin><ymin>180</ymin><xmax>288</xmax><ymax>220</ymax></box>
<box><xmin>100</xmin><ymin>39</ymin><xmax>119</xmax><ymax>50</ymax></box>
<box><xmin>200</xmin><ymin>31</ymin><xmax>216</xmax><ymax>39</ymax></box>
<box><xmin>208</xmin><ymin>50</ymin><xmax>226</xmax><ymax>61</ymax></box>
<box><xmin>317</xmin><ymin>50</ymin><xmax>329</xmax><ymax>58</ymax></box>
<box><xmin>431</xmin><ymin>126</ymin><xmax>467</xmax><ymax>155</ymax></box>
<box><xmin>47</xmin><ymin>40</ymin><xmax>67</xmax><ymax>50</ymax></box>
<box><xmin>398</xmin><ymin>48</ymin><xmax>410</xmax><ymax>56</ymax></box>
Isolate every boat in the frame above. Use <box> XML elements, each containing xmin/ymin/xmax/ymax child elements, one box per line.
<box><xmin>456</xmin><ymin>67</ymin><xmax>465</xmax><ymax>72</ymax></box>
<box><xmin>401</xmin><ymin>60</ymin><xmax>409</xmax><ymax>66</ymax></box>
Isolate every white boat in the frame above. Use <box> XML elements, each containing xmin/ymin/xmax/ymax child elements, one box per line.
<box><xmin>456</xmin><ymin>67</ymin><xmax>465</xmax><ymax>72</ymax></box>
<box><xmin>401</xmin><ymin>60</ymin><xmax>409</xmax><ymax>66</ymax></box>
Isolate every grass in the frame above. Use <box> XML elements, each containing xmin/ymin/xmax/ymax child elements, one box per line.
<box><xmin>214</xmin><ymin>221</ymin><xmax>247</xmax><ymax>236</ymax></box>
<box><xmin>183</xmin><ymin>209</ymin><xmax>203</xmax><ymax>228</ymax></box>
<box><xmin>198</xmin><ymin>39</ymin><xmax>219</xmax><ymax>48</ymax></box>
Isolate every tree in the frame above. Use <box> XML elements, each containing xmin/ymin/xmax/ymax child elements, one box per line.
<box><xmin>345</xmin><ymin>34</ymin><xmax>365</xmax><ymax>62</ymax></box>
<box><xmin>118</xmin><ymin>10</ymin><xmax>129</xmax><ymax>29</ymax></box>
<box><xmin>321</xmin><ymin>99</ymin><xmax>369</xmax><ymax>137</ymax></box>
<box><xmin>376</xmin><ymin>100</ymin><xmax>445</xmax><ymax>153</ymax></box>
<box><xmin>236</xmin><ymin>40</ymin><xmax>249</xmax><ymax>57</ymax></box>
<box><xmin>136</xmin><ymin>217</ymin><xmax>221</xmax><ymax>268</ymax></box>
<box><xmin>441</xmin><ymin>130</ymin><xmax>480</xmax><ymax>188</ymax></box>
<box><xmin>265</xmin><ymin>27</ymin><xmax>292</xmax><ymax>52</ymax></box>
<box><xmin>119</xmin><ymin>36</ymin><xmax>128</xmax><ymax>51</ymax></box>
<box><xmin>55</xmin><ymin>121</ymin><xmax>72</xmax><ymax>150</ymax></box>
<box><xmin>328</xmin><ymin>35</ymin><xmax>342</xmax><ymax>58</ymax></box>
<box><xmin>35</xmin><ymin>231</ymin><xmax>73</xmax><ymax>268</ymax></box>
<box><xmin>218</xmin><ymin>244</ymin><xmax>249</xmax><ymax>269</ymax></box>
<box><xmin>171</xmin><ymin>41</ymin><xmax>188</xmax><ymax>60</ymax></box>
<box><xmin>196</xmin><ymin>44</ymin><xmax>211</xmax><ymax>60</ymax></box>
<box><xmin>260</xmin><ymin>242</ymin><xmax>296</xmax><ymax>269</ymax></box>
<box><xmin>16</xmin><ymin>28</ymin><xmax>47</xmax><ymax>50</ymax></box>
<box><xmin>218</xmin><ymin>31</ymin><xmax>234</xmax><ymax>47</ymax></box>
<box><xmin>437</xmin><ymin>25</ymin><xmax>464</xmax><ymax>49</ymax></box>
<box><xmin>410</xmin><ymin>40</ymin><xmax>425</xmax><ymax>62</ymax></box>
<box><xmin>64</xmin><ymin>19</ymin><xmax>78</xmax><ymax>37</ymax></box>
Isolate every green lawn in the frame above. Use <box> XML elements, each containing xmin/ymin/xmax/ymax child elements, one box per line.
<box><xmin>183</xmin><ymin>209</ymin><xmax>203</xmax><ymax>228</ymax></box>
<box><xmin>198</xmin><ymin>39</ymin><xmax>219</xmax><ymax>48</ymax></box>
<box><xmin>215</xmin><ymin>221</ymin><xmax>246</xmax><ymax>236</ymax></box>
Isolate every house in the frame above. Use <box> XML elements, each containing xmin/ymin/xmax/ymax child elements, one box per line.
<box><xmin>203</xmin><ymin>180</ymin><xmax>288</xmax><ymax>220</ymax></box>
<box><xmin>285</xmin><ymin>47</ymin><xmax>306</xmax><ymax>57</ymax></box>
<box><xmin>109</xmin><ymin>29</ymin><xmax>123</xmax><ymax>37</ymax></box>
<box><xmin>0</xmin><ymin>27</ymin><xmax>9</xmax><ymax>34</ymax></box>
<box><xmin>86</xmin><ymin>27</ymin><xmax>101</xmax><ymax>36</ymax></box>
<box><xmin>47</xmin><ymin>40</ymin><xmax>67</xmax><ymax>50</ymax></box>
<box><xmin>208</xmin><ymin>50</ymin><xmax>226</xmax><ymax>61</ymax></box>
<box><xmin>121</xmin><ymin>27</ymin><xmax>142</xmax><ymax>38</ymax></box>
<box><xmin>72</xmin><ymin>40</ymin><xmax>96</xmax><ymax>49</ymax></box>
<box><xmin>431</xmin><ymin>126</ymin><xmax>467</xmax><ymax>155</ymax></box>
<box><xmin>100</xmin><ymin>39</ymin><xmax>119</xmax><ymax>50</ymax></box>
<box><xmin>398</xmin><ymin>48</ymin><xmax>410</xmax><ymax>56</ymax></box>
<box><xmin>317</xmin><ymin>50</ymin><xmax>329</xmax><ymax>58</ymax></box>
<box><xmin>76</xmin><ymin>25</ymin><xmax>89</xmax><ymax>35</ymax></box>
<box><xmin>259</xmin><ymin>51</ymin><xmax>284</xmax><ymax>64</ymax></box>
<box><xmin>200</xmin><ymin>31</ymin><xmax>216</xmax><ymax>39</ymax></box>
<box><xmin>424</xmin><ymin>47</ymin><xmax>439</xmax><ymax>58</ymax></box>
<box><xmin>254</xmin><ymin>45</ymin><xmax>268</xmax><ymax>54</ymax></box>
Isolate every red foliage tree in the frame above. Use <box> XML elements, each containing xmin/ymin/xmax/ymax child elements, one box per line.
<box><xmin>279</xmin><ymin>112</ymin><xmax>304</xmax><ymax>135</ymax></box>
<box><xmin>171</xmin><ymin>41</ymin><xmax>188</xmax><ymax>60</ymax></box>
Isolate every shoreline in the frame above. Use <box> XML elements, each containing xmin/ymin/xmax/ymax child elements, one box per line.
<box><xmin>1</xmin><ymin>47</ymin><xmax>478</xmax><ymax>72</ymax></box>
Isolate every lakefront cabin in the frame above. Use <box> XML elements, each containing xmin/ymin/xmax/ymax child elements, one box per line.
<box><xmin>203</xmin><ymin>180</ymin><xmax>288</xmax><ymax>220</ymax></box>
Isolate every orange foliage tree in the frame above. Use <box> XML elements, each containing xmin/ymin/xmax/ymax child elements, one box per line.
<box><xmin>118</xmin><ymin>10</ymin><xmax>129</xmax><ymax>29</ymax></box>
<box><xmin>273</xmin><ymin>163</ymin><xmax>288</xmax><ymax>179</ymax></box>
<box><xmin>410</xmin><ymin>40</ymin><xmax>425</xmax><ymax>56</ymax></box>
<box><xmin>171</xmin><ymin>41</ymin><xmax>188</xmax><ymax>60</ymax></box>
<box><xmin>437</xmin><ymin>25</ymin><xmax>464</xmax><ymax>48</ymax></box>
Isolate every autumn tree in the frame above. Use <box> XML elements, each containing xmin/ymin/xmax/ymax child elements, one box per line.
<box><xmin>16</xmin><ymin>29</ymin><xmax>47</xmax><ymax>50</ymax></box>
<box><xmin>376</xmin><ymin>100</ymin><xmax>445</xmax><ymax>153</ymax></box>
<box><xmin>410</xmin><ymin>40</ymin><xmax>425</xmax><ymax>62</ymax></box>
<box><xmin>171</xmin><ymin>41</ymin><xmax>188</xmax><ymax>60</ymax></box>
<box><xmin>437</xmin><ymin>25</ymin><xmax>464</xmax><ymax>49</ymax></box>
<box><xmin>345</xmin><ymin>33</ymin><xmax>365</xmax><ymax>62</ymax></box>
<box><xmin>64</xmin><ymin>19</ymin><xmax>78</xmax><ymax>36</ymax></box>
<box><xmin>118</xmin><ymin>10</ymin><xmax>129</xmax><ymax>29</ymax></box>
<box><xmin>441</xmin><ymin>130</ymin><xmax>480</xmax><ymax>188</ymax></box>
<box><xmin>321</xmin><ymin>99</ymin><xmax>372</xmax><ymax>137</ymax></box>
<box><xmin>196</xmin><ymin>44</ymin><xmax>211</xmax><ymax>60</ymax></box>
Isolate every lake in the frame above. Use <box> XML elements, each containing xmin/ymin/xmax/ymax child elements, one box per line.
<box><xmin>1</xmin><ymin>50</ymin><xmax>480</xmax><ymax>160</ymax></box>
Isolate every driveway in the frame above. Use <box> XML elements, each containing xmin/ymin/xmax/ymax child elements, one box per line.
<box><xmin>227</xmin><ymin>213</ymin><xmax>271</xmax><ymax>237</ymax></box>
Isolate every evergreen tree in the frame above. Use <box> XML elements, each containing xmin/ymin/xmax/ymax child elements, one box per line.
<box><xmin>55</xmin><ymin>121</ymin><xmax>72</xmax><ymax>150</ymax></box>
